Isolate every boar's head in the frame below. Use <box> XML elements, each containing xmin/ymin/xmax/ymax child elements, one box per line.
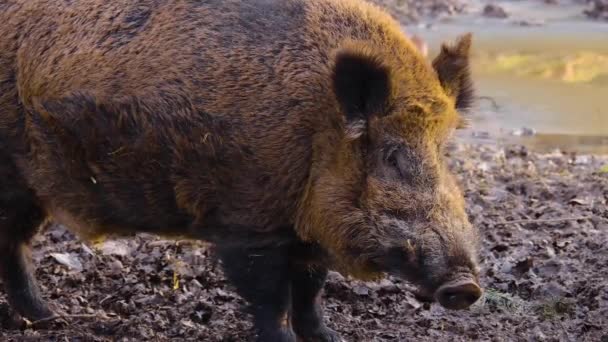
<box><xmin>297</xmin><ymin>34</ymin><xmax>481</xmax><ymax>310</ymax></box>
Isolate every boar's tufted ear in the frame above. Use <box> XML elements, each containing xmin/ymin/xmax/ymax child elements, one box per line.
<box><xmin>432</xmin><ymin>33</ymin><xmax>474</xmax><ymax>112</ymax></box>
<box><xmin>332</xmin><ymin>49</ymin><xmax>391</xmax><ymax>127</ymax></box>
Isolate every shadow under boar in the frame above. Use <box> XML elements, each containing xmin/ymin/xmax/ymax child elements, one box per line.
<box><xmin>0</xmin><ymin>0</ymin><xmax>481</xmax><ymax>340</ymax></box>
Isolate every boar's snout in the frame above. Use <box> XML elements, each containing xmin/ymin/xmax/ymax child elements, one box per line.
<box><xmin>435</xmin><ymin>278</ymin><xmax>482</xmax><ymax>310</ymax></box>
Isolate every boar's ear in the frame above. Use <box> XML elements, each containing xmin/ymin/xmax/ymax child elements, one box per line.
<box><xmin>332</xmin><ymin>49</ymin><xmax>390</xmax><ymax>130</ymax></box>
<box><xmin>432</xmin><ymin>33</ymin><xmax>474</xmax><ymax>112</ymax></box>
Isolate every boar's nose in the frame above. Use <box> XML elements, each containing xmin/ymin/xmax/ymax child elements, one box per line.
<box><xmin>435</xmin><ymin>280</ymin><xmax>482</xmax><ymax>310</ymax></box>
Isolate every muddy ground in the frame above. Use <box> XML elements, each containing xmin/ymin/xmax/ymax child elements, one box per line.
<box><xmin>1</xmin><ymin>142</ymin><xmax>607</xmax><ymax>342</ymax></box>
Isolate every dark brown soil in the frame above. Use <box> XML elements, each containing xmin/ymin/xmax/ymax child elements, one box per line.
<box><xmin>1</xmin><ymin>142</ymin><xmax>607</xmax><ymax>342</ymax></box>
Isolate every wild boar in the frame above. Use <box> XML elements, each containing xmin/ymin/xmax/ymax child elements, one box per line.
<box><xmin>0</xmin><ymin>0</ymin><xmax>481</xmax><ymax>341</ymax></box>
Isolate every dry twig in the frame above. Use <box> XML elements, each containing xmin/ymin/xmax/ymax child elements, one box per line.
<box><xmin>27</xmin><ymin>314</ymin><xmax>103</xmax><ymax>327</ymax></box>
<box><xmin>494</xmin><ymin>216</ymin><xmax>592</xmax><ymax>226</ymax></box>
<box><xmin>476</xmin><ymin>96</ymin><xmax>500</xmax><ymax>111</ymax></box>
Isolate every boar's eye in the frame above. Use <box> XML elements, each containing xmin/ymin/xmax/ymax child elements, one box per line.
<box><xmin>383</xmin><ymin>145</ymin><xmax>429</xmax><ymax>185</ymax></box>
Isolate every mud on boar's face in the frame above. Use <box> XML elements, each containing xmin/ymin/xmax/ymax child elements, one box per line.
<box><xmin>298</xmin><ymin>34</ymin><xmax>481</xmax><ymax>310</ymax></box>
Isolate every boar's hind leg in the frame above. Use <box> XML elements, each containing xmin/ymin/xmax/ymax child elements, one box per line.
<box><xmin>0</xmin><ymin>155</ymin><xmax>53</xmax><ymax>320</ymax></box>
<box><xmin>291</xmin><ymin>265</ymin><xmax>341</xmax><ymax>342</ymax></box>
<box><xmin>218</xmin><ymin>244</ymin><xmax>296</xmax><ymax>342</ymax></box>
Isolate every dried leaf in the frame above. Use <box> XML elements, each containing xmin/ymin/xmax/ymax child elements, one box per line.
<box><xmin>568</xmin><ymin>198</ymin><xmax>587</xmax><ymax>205</ymax></box>
<box><xmin>180</xmin><ymin>319</ymin><xmax>195</xmax><ymax>329</ymax></box>
<box><xmin>404</xmin><ymin>294</ymin><xmax>422</xmax><ymax>310</ymax></box>
<box><xmin>50</xmin><ymin>253</ymin><xmax>83</xmax><ymax>272</ymax></box>
<box><xmin>99</xmin><ymin>240</ymin><xmax>131</xmax><ymax>257</ymax></box>
<box><xmin>173</xmin><ymin>271</ymin><xmax>180</xmax><ymax>290</ymax></box>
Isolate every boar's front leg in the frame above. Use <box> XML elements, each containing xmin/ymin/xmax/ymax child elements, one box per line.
<box><xmin>218</xmin><ymin>244</ymin><xmax>296</xmax><ymax>342</ymax></box>
<box><xmin>0</xmin><ymin>155</ymin><xmax>54</xmax><ymax>320</ymax></box>
<box><xmin>290</xmin><ymin>264</ymin><xmax>341</xmax><ymax>342</ymax></box>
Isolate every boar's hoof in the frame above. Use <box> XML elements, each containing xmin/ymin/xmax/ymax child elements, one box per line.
<box><xmin>435</xmin><ymin>280</ymin><xmax>482</xmax><ymax>310</ymax></box>
<box><xmin>296</xmin><ymin>326</ymin><xmax>342</xmax><ymax>342</ymax></box>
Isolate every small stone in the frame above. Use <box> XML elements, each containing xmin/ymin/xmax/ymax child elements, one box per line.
<box><xmin>471</xmin><ymin>131</ymin><xmax>490</xmax><ymax>139</ymax></box>
<box><xmin>513</xmin><ymin>19</ymin><xmax>545</xmax><ymax>27</ymax></box>
<box><xmin>483</xmin><ymin>4</ymin><xmax>508</xmax><ymax>18</ymax></box>
<box><xmin>510</xmin><ymin>127</ymin><xmax>536</xmax><ymax>137</ymax></box>
<box><xmin>573</xmin><ymin>155</ymin><xmax>591</xmax><ymax>165</ymax></box>
<box><xmin>109</xmin><ymin>259</ymin><xmax>124</xmax><ymax>273</ymax></box>
<box><xmin>353</xmin><ymin>285</ymin><xmax>370</xmax><ymax>296</ymax></box>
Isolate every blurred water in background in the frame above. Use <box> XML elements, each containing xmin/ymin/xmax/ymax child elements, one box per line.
<box><xmin>407</xmin><ymin>1</ymin><xmax>608</xmax><ymax>154</ymax></box>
